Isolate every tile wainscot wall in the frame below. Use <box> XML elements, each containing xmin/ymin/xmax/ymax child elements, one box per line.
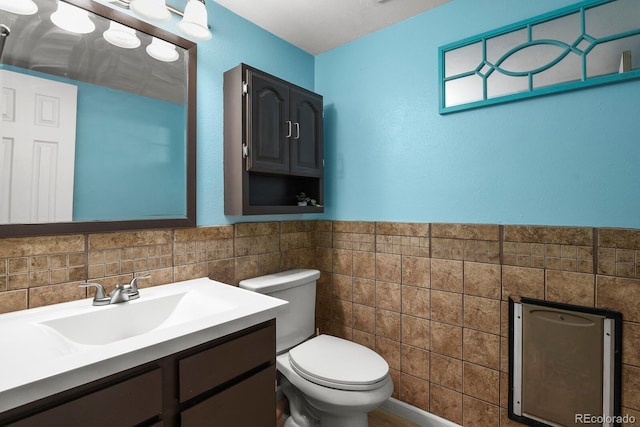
<box><xmin>1</xmin><ymin>221</ymin><xmax>639</xmax><ymax>427</ymax></box>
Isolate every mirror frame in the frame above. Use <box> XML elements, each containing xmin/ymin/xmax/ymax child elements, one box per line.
<box><xmin>0</xmin><ymin>0</ymin><xmax>197</xmax><ymax>237</ymax></box>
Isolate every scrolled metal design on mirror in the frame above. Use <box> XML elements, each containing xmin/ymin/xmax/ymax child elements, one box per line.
<box><xmin>439</xmin><ymin>0</ymin><xmax>640</xmax><ymax>114</ymax></box>
<box><xmin>0</xmin><ymin>0</ymin><xmax>196</xmax><ymax>236</ymax></box>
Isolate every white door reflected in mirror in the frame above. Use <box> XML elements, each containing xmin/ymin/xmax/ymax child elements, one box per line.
<box><xmin>1</xmin><ymin>70</ymin><xmax>77</xmax><ymax>223</ymax></box>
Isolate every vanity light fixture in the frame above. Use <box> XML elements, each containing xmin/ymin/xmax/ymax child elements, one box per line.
<box><xmin>177</xmin><ymin>0</ymin><xmax>211</xmax><ymax>41</ymax></box>
<box><xmin>50</xmin><ymin>1</ymin><xmax>96</xmax><ymax>34</ymax></box>
<box><xmin>0</xmin><ymin>0</ymin><xmax>38</xmax><ymax>15</ymax></box>
<box><xmin>146</xmin><ymin>36</ymin><xmax>179</xmax><ymax>62</ymax></box>
<box><xmin>103</xmin><ymin>21</ymin><xmax>141</xmax><ymax>48</ymax></box>
<box><xmin>129</xmin><ymin>0</ymin><xmax>171</xmax><ymax>22</ymax></box>
<box><xmin>113</xmin><ymin>0</ymin><xmax>212</xmax><ymax>41</ymax></box>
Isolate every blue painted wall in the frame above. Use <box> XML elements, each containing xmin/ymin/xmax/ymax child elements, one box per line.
<box><xmin>315</xmin><ymin>0</ymin><xmax>640</xmax><ymax>228</ymax></box>
<box><xmin>73</xmin><ymin>85</ymin><xmax>186</xmax><ymax>221</ymax></box>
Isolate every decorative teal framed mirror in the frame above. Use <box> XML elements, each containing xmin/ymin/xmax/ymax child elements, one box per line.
<box><xmin>438</xmin><ymin>0</ymin><xmax>640</xmax><ymax>114</ymax></box>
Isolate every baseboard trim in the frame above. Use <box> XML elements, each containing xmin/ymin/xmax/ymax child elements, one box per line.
<box><xmin>380</xmin><ymin>398</ymin><xmax>462</xmax><ymax>427</ymax></box>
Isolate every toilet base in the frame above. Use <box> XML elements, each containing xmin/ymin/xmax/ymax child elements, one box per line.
<box><xmin>318</xmin><ymin>412</ymin><xmax>368</xmax><ymax>427</ymax></box>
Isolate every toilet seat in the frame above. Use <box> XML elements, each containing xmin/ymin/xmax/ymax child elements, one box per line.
<box><xmin>288</xmin><ymin>335</ymin><xmax>390</xmax><ymax>391</ymax></box>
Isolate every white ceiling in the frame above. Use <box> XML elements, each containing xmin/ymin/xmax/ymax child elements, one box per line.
<box><xmin>213</xmin><ymin>0</ymin><xmax>451</xmax><ymax>55</ymax></box>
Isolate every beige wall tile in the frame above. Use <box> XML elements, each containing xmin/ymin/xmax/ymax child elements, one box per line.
<box><xmin>597</xmin><ymin>276</ymin><xmax>640</xmax><ymax>322</ymax></box>
<box><xmin>376</xmin><ymin>336</ymin><xmax>401</xmax><ymax>371</ymax></box>
<box><xmin>623</xmin><ymin>322</ymin><xmax>640</xmax><ymax>367</ymax></box>
<box><xmin>401</xmin><ymin>285</ymin><xmax>430</xmax><ymax>319</ymax></box>
<box><xmin>332</xmin><ymin>273</ymin><xmax>352</xmax><ymax>301</ymax></box>
<box><xmin>622</xmin><ymin>364</ymin><xmax>640</xmax><ymax>411</ymax></box>
<box><xmin>353</xmin><ymin>277</ymin><xmax>375</xmax><ymax>306</ymax></box>
<box><xmin>430</xmin><ymin>384</ymin><xmax>463</xmax><ymax>425</ymax></box>
<box><xmin>0</xmin><ymin>290</ymin><xmax>27</xmax><ymax>313</ymax></box>
<box><xmin>401</xmin><ymin>314</ymin><xmax>430</xmax><ymax>350</ymax></box>
<box><xmin>546</xmin><ymin>270</ymin><xmax>595</xmax><ymax>306</ymax></box>
<box><xmin>501</xmin><ymin>265</ymin><xmax>545</xmax><ymax>301</ymax></box>
<box><xmin>375</xmin><ymin>253</ymin><xmax>401</xmax><ymax>283</ymax></box>
<box><xmin>376</xmin><ymin>281</ymin><xmax>401</xmax><ymax>312</ymax></box>
<box><xmin>431</xmin><ymin>290</ymin><xmax>463</xmax><ymax>326</ymax></box>
<box><xmin>333</xmin><ymin>221</ymin><xmax>375</xmax><ymax>234</ymax></box>
<box><xmin>376</xmin><ymin>308</ymin><xmax>400</xmax><ymax>341</ymax></box>
<box><xmin>464</xmin><ymin>295</ymin><xmax>501</xmax><ymax>335</ymax></box>
<box><xmin>463</xmin><ymin>362</ymin><xmax>500</xmax><ymax>404</ymax></box>
<box><xmin>463</xmin><ymin>396</ymin><xmax>500</xmax><ymax>427</ymax></box>
<box><xmin>207</xmin><ymin>259</ymin><xmax>235</xmax><ymax>285</ymax></box>
<box><xmin>463</xmin><ymin>329</ymin><xmax>500</xmax><ymax>370</ymax></box>
<box><xmin>332</xmin><ymin>249</ymin><xmax>353</xmax><ymax>276</ymax></box>
<box><xmin>401</xmin><ymin>344</ymin><xmax>429</xmax><ymax>380</ymax></box>
<box><xmin>464</xmin><ymin>262</ymin><xmax>501</xmax><ymax>299</ymax></box>
<box><xmin>0</xmin><ymin>235</ymin><xmax>85</xmax><ymax>257</ymax></box>
<box><xmin>353</xmin><ymin>303</ymin><xmax>375</xmax><ymax>334</ymax></box>
<box><xmin>352</xmin><ymin>330</ymin><xmax>375</xmax><ymax>351</ymax></box>
<box><xmin>431</xmin><ymin>259</ymin><xmax>463</xmax><ymax>293</ymax></box>
<box><xmin>402</xmin><ymin>256</ymin><xmax>431</xmax><ymax>287</ymax></box>
<box><xmin>599</xmin><ymin>228</ymin><xmax>640</xmax><ymax>249</ymax></box>
<box><xmin>400</xmin><ymin>373</ymin><xmax>430</xmax><ymax>411</ymax></box>
<box><xmin>235</xmin><ymin>221</ymin><xmax>279</xmax><ymax>238</ymax></box>
<box><xmin>173</xmin><ymin>263</ymin><xmax>207</xmax><ymax>282</ymax></box>
<box><xmin>353</xmin><ymin>251</ymin><xmax>375</xmax><ymax>279</ymax></box>
<box><xmin>430</xmin><ymin>353</ymin><xmax>462</xmax><ymax>392</ymax></box>
<box><xmin>432</xmin><ymin>223</ymin><xmax>499</xmax><ymax>241</ymax></box>
<box><xmin>89</xmin><ymin>230</ymin><xmax>172</xmax><ymax>250</ymax></box>
<box><xmin>316</xmin><ymin>247</ymin><xmax>332</xmax><ymax>272</ymax></box>
<box><xmin>377</xmin><ymin>222</ymin><xmax>429</xmax><ymax>237</ymax></box>
<box><xmin>504</xmin><ymin>225</ymin><xmax>592</xmax><ymax>245</ymax></box>
<box><xmin>29</xmin><ymin>282</ymin><xmax>86</xmax><ymax>308</ymax></box>
<box><xmin>332</xmin><ymin>297</ymin><xmax>353</xmax><ymax>328</ymax></box>
<box><xmin>431</xmin><ymin>321</ymin><xmax>462</xmax><ymax>358</ymax></box>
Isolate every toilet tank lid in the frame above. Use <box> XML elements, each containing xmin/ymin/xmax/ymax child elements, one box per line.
<box><xmin>239</xmin><ymin>269</ymin><xmax>320</xmax><ymax>294</ymax></box>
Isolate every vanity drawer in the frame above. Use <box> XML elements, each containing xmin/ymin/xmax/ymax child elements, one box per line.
<box><xmin>179</xmin><ymin>321</ymin><xmax>275</xmax><ymax>402</ymax></box>
<box><xmin>181</xmin><ymin>366</ymin><xmax>275</xmax><ymax>427</ymax></box>
<box><xmin>7</xmin><ymin>368</ymin><xmax>162</xmax><ymax>427</ymax></box>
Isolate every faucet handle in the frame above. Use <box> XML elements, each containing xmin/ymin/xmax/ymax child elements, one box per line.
<box><xmin>79</xmin><ymin>282</ymin><xmax>110</xmax><ymax>305</ymax></box>
<box><xmin>129</xmin><ymin>274</ymin><xmax>151</xmax><ymax>292</ymax></box>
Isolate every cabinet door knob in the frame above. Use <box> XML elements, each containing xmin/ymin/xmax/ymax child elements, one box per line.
<box><xmin>294</xmin><ymin>122</ymin><xmax>300</xmax><ymax>140</ymax></box>
<box><xmin>285</xmin><ymin>121</ymin><xmax>292</xmax><ymax>138</ymax></box>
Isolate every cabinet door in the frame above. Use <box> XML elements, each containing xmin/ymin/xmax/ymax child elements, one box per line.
<box><xmin>290</xmin><ymin>87</ymin><xmax>323</xmax><ymax>177</ymax></box>
<box><xmin>181</xmin><ymin>367</ymin><xmax>275</xmax><ymax>427</ymax></box>
<box><xmin>247</xmin><ymin>70</ymin><xmax>290</xmax><ymax>174</ymax></box>
<box><xmin>7</xmin><ymin>369</ymin><xmax>162</xmax><ymax>427</ymax></box>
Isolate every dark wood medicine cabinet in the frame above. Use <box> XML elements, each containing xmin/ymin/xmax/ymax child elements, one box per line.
<box><xmin>224</xmin><ymin>64</ymin><xmax>324</xmax><ymax>215</ymax></box>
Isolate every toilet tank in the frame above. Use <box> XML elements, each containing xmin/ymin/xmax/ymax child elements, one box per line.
<box><xmin>239</xmin><ymin>269</ymin><xmax>320</xmax><ymax>354</ymax></box>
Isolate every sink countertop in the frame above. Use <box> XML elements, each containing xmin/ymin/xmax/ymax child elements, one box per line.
<box><xmin>0</xmin><ymin>277</ymin><xmax>287</xmax><ymax>413</ymax></box>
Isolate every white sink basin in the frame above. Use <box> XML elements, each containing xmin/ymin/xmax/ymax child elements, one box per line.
<box><xmin>0</xmin><ymin>277</ymin><xmax>287</xmax><ymax>414</ymax></box>
<box><xmin>39</xmin><ymin>290</ymin><xmax>235</xmax><ymax>346</ymax></box>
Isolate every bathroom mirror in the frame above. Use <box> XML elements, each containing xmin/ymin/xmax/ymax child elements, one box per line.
<box><xmin>0</xmin><ymin>0</ymin><xmax>196</xmax><ymax>237</ymax></box>
<box><xmin>439</xmin><ymin>0</ymin><xmax>640</xmax><ymax>113</ymax></box>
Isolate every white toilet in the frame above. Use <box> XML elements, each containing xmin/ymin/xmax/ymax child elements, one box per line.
<box><xmin>239</xmin><ymin>269</ymin><xmax>393</xmax><ymax>427</ymax></box>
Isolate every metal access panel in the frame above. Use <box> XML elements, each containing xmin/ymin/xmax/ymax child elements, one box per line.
<box><xmin>509</xmin><ymin>298</ymin><xmax>622</xmax><ymax>427</ymax></box>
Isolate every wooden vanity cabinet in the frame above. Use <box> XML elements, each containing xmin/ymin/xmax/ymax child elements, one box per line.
<box><xmin>0</xmin><ymin>320</ymin><xmax>276</xmax><ymax>427</ymax></box>
<box><xmin>5</xmin><ymin>369</ymin><xmax>163</xmax><ymax>427</ymax></box>
<box><xmin>224</xmin><ymin>63</ymin><xmax>324</xmax><ymax>215</ymax></box>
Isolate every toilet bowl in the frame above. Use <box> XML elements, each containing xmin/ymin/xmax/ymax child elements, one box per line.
<box><xmin>239</xmin><ymin>269</ymin><xmax>393</xmax><ymax>427</ymax></box>
<box><xmin>277</xmin><ymin>335</ymin><xmax>393</xmax><ymax>427</ymax></box>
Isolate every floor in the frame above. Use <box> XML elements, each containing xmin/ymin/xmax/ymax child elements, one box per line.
<box><xmin>368</xmin><ymin>408</ymin><xmax>421</xmax><ymax>427</ymax></box>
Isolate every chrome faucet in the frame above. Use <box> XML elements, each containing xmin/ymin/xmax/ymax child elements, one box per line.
<box><xmin>79</xmin><ymin>275</ymin><xmax>151</xmax><ymax>306</ymax></box>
